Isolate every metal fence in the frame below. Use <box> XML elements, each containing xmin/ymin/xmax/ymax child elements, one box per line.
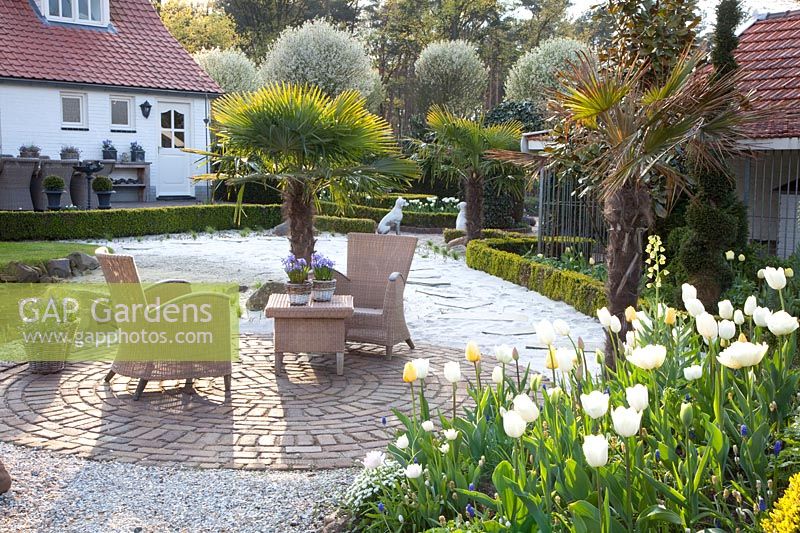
<box><xmin>536</xmin><ymin>168</ymin><xmax>607</xmax><ymax>259</ymax></box>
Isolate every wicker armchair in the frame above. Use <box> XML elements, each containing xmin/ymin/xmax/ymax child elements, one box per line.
<box><xmin>0</xmin><ymin>157</ymin><xmax>38</xmax><ymax>210</ymax></box>
<box><xmin>333</xmin><ymin>233</ymin><xmax>418</xmax><ymax>358</ymax></box>
<box><xmin>95</xmin><ymin>248</ymin><xmax>232</xmax><ymax>400</ymax></box>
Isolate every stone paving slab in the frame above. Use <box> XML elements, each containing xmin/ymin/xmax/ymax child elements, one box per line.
<box><xmin>0</xmin><ymin>335</ymin><xmax>479</xmax><ymax>470</ymax></box>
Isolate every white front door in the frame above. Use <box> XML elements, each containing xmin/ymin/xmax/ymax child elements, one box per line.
<box><xmin>157</xmin><ymin>101</ymin><xmax>192</xmax><ymax>197</ymax></box>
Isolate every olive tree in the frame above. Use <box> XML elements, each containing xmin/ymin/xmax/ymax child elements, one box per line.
<box><xmin>414</xmin><ymin>40</ymin><xmax>488</xmax><ymax>117</ymax></box>
<box><xmin>193</xmin><ymin>48</ymin><xmax>258</xmax><ymax>93</ymax></box>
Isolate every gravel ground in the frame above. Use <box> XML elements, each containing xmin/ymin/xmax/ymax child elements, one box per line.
<box><xmin>0</xmin><ymin>442</ymin><xmax>355</xmax><ymax>532</ymax></box>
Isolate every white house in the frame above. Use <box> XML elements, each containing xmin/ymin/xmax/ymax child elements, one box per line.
<box><xmin>0</xmin><ymin>0</ymin><xmax>222</xmax><ymax>201</ymax></box>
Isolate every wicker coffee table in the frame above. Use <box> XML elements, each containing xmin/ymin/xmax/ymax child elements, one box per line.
<box><xmin>264</xmin><ymin>294</ymin><xmax>354</xmax><ymax>375</ymax></box>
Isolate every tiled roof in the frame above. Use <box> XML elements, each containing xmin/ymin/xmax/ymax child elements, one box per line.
<box><xmin>737</xmin><ymin>11</ymin><xmax>800</xmax><ymax>138</ymax></box>
<box><xmin>0</xmin><ymin>0</ymin><xmax>221</xmax><ymax>94</ymax></box>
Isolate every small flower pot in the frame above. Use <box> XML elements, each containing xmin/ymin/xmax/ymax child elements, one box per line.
<box><xmin>45</xmin><ymin>190</ymin><xmax>64</xmax><ymax>211</ymax></box>
<box><xmin>19</xmin><ymin>148</ymin><xmax>40</xmax><ymax>158</ymax></box>
<box><xmin>95</xmin><ymin>190</ymin><xmax>115</xmax><ymax>210</ymax></box>
<box><xmin>60</xmin><ymin>150</ymin><xmax>79</xmax><ymax>160</ymax></box>
<box><xmin>130</xmin><ymin>149</ymin><xmax>145</xmax><ymax>162</ymax></box>
<box><xmin>312</xmin><ymin>279</ymin><xmax>336</xmax><ymax>302</ymax></box>
<box><xmin>286</xmin><ymin>281</ymin><xmax>312</xmax><ymax>305</ymax></box>
<box><xmin>102</xmin><ymin>149</ymin><xmax>117</xmax><ymax>161</ymax></box>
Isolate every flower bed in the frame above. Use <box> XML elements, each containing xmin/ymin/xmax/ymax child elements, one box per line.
<box><xmin>343</xmin><ymin>238</ymin><xmax>800</xmax><ymax>531</ymax></box>
<box><xmin>0</xmin><ymin>205</ymin><xmax>374</xmax><ymax>240</ymax></box>
<box><xmin>466</xmin><ymin>237</ymin><xmax>605</xmax><ymax>317</ymax></box>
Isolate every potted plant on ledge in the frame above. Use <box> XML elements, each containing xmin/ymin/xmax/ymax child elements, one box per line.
<box><xmin>92</xmin><ymin>176</ymin><xmax>115</xmax><ymax>210</ymax></box>
<box><xmin>130</xmin><ymin>141</ymin><xmax>145</xmax><ymax>162</ymax></box>
<box><xmin>283</xmin><ymin>254</ymin><xmax>311</xmax><ymax>305</ymax></box>
<box><xmin>19</xmin><ymin>144</ymin><xmax>40</xmax><ymax>158</ymax></box>
<box><xmin>311</xmin><ymin>253</ymin><xmax>336</xmax><ymax>301</ymax></box>
<box><xmin>60</xmin><ymin>145</ymin><xmax>80</xmax><ymax>160</ymax></box>
<box><xmin>102</xmin><ymin>140</ymin><xmax>117</xmax><ymax>161</ymax></box>
<box><xmin>43</xmin><ymin>175</ymin><xmax>65</xmax><ymax>210</ymax></box>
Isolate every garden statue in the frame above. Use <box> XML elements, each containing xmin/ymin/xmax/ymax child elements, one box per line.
<box><xmin>377</xmin><ymin>197</ymin><xmax>408</xmax><ymax>235</ymax></box>
<box><xmin>456</xmin><ymin>201</ymin><xmax>467</xmax><ymax>231</ymax></box>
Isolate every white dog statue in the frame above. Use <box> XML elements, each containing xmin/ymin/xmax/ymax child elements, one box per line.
<box><xmin>377</xmin><ymin>197</ymin><xmax>408</xmax><ymax>235</ymax></box>
<box><xmin>455</xmin><ymin>201</ymin><xmax>467</xmax><ymax>231</ymax></box>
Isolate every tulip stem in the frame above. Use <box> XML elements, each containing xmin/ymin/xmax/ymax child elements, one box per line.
<box><xmin>474</xmin><ymin>361</ymin><xmax>482</xmax><ymax>391</ymax></box>
<box><xmin>597</xmin><ymin>470</ymin><xmax>605</xmax><ymax>533</ymax></box>
<box><xmin>452</xmin><ymin>383</ymin><xmax>457</xmax><ymax>421</ymax></box>
<box><xmin>779</xmin><ymin>289</ymin><xmax>786</xmax><ymax>311</ymax></box>
<box><xmin>515</xmin><ymin>360</ymin><xmax>521</xmax><ymax>390</ymax></box>
<box><xmin>625</xmin><ymin>439</ymin><xmax>633</xmax><ymax>532</ymax></box>
<box><xmin>409</xmin><ymin>381</ymin><xmax>416</xmax><ymax>424</ymax></box>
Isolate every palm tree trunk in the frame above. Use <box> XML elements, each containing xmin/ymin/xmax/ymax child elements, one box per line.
<box><xmin>284</xmin><ymin>179</ymin><xmax>316</xmax><ymax>263</ymax></box>
<box><xmin>464</xmin><ymin>171</ymin><xmax>484</xmax><ymax>241</ymax></box>
<box><xmin>603</xmin><ymin>182</ymin><xmax>653</xmax><ymax>369</ymax></box>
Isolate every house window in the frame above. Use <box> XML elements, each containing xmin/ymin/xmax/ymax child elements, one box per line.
<box><xmin>47</xmin><ymin>0</ymin><xmax>107</xmax><ymax>25</ymax></box>
<box><xmin>110</xmin><ymin>96</ymin><xmax>134</xmax><ymax>130</ymax></box>
<box><xmin>61</xmin><ymin>92</ymin><xmax>87</xmax><ymax>128</ymax></box>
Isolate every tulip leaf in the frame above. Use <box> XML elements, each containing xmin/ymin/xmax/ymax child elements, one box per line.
<box><xmin>562</xmin><ymin>458</ymin><xmax>592</xmax><ymax>501</ymax></box>
<box><xmin>635</xmin><ymin>504</ymin><xmax>684</xmax><ymax>527</ymax></box>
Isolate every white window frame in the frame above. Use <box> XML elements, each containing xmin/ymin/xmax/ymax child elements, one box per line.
<box><xmin>110</xmin><ymin>96</ymin><xmax>135</xmax><ymax>131</ymax></box>
<box><xmin>45</xmin><ymin>0</ymin><xmax>109</xmax><ymax>27</ymax></box>
<box><xmin>60</xmin><ymin>91</ymin><xmax>88</xmax><ymax>129</ymax></box>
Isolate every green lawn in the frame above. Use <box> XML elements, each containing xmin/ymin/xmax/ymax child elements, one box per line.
<box><xmin>0</xmin><ymin>241</ymin><xmax>102</xmax><ymax>272</ymax></box>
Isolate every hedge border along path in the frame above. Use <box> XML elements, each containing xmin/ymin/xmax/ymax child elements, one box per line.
<box><xmin>465</xmin><ymin>237</ymin><xmax>607</xmax><ymax>317</ymax></box>
<box><xmin>317</xmin><ymin>201</ymin><xmax>457</xmax><ymax>229</ymax></box>
<box><xmin>0</xmin><ymin>204</ymin><xmax>375</xmax><ymax>241</ymax></box>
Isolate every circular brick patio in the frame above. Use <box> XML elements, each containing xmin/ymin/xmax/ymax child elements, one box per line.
<box><xmin>0</xmin><ymin>336</ymin><xmax>473</xmax><ymax>470</ymax></box>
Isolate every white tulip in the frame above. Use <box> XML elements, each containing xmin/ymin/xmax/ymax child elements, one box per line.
<box><xmin>681</xmin><ymin>283</ymin><xmax>697</xmax><ymax>302</ymax></box>
<box><xmin>717</xmin><ymin>341</ymin><xmax>769</xmax><ymax>369</ymax></box>
<box><xmin>744</xmin><ymin>295</ymin><xmax>757</xmax><ymax>316</ymax></box>
<box><xmin>725</xmin><ymin>250</ymin><xmax>735</xmax><ymax>261</ymax></box>
<box><xmin>626</xmin><ymin>384</ymin><xmax>649</xmax><ymax>412</ymax></box>
<box><xmin>443</xmin><ymin>361</ymin><xmax>461</xmax><ymax>383</ymax></box>
<box><xmin>758</xmin><ymin>268</ymin><xmax>765</xmax><ymax>279</ymax></box>
<box><xmin>582</xmin><ymin>434</ymin><xmax>609</xmax><ymax>468</ymax></box>
<box><xmin>580</xmin><ymin>390</ymin><xmax>610</xmax><ymax>419</ymax></box>
<box><xmin>411</xmin><ymin>358</ymin><xmax>429</xmax><ymax>379</ymax></box>
<box><xmin>609</xmin><ymin>315</ymin><xmax>622</xmax><ymax>333</ymax></box>
<box><xmin>439</xmin><ymin>443</ymin><xmax>450</xmax><ymax>454</ymax></box>
<box><xmin>421</xmin><ymin>420</ymin><xmax>434</xmax><ymax>432</ymax></box>
<box><xmin>753</xmin><ymin>306</ymin><xmax>772</xmax><ymax>327</ymax></box>
<box><xmin>502</xmin><ymin>410</ymin><xmax>527</xmax><ymax>439</ymax></box>
<box><xmin>555</xmin><ymin>347</ymin><xmax>576</xmax><ymax>373</ymax></box>
<box><xmin>396</xmin><ymin>434</ymin><xmax>409</xmax><ymax>450</ymax></box>
<box><xmin>443</xmin><ymin>428</ymin><xmax>459</xmax><ymax>441</ymax></box>
<box><xmin>536</xmin><ymin>320</ymin><xmax>556</xmax><ymax>346</ymax></box>
<box><xmin>512</xmin><ymin>394</ymin><xmax>540</xmax><ymax>423</ymax></box>
<box><xmin>767</xmin><ymin>310</ymin><xmax>799</xmax><ymax>336</ymax></box>
<box><xmin>764</xmin><ymin>267</ymin><xmax>787</xmax><ymax>291</ymax></box>
<box><xmin>597</xmin><ymin>307</ymin><xmax>612</xmax><ymax>328</ymax></box>
<box><xmin>492</xmin><ymin>365</ymin><xmax>504</xmax><ymax>384</ymax></box>
<box><xmin>684</xmin><ymin>298</ymin><xmax>705</xmax><ymax>317</ymax></box>
<box><xmin>683</xmin><ymin>365</ymin><xmax>702</xmax><ymax>381</ymax></box>
<box><xmin>363</xmin><ymin>450</ymin><xmax>385</xmax><ymax>469</ymax></box>
<box><xmin>546</xmin><ymin>386</ymin><xmax>563</xmax><ymax>400</ymax></box>
<box><xmin>405</xmin><ymin>463</ymin><xmax>423</xmax><ymax>479</ymax></box>
<box><xmin>718</xmin><ymin>300</ymin><xmax>734</xmax><ymax>320</ymax></box>
<box><xmin>611</xmin><ymin>406</ymin><xmax>642</xmax><ymax>438</ymax></box>
<box><xmin>718</xmin><ymin>319</ymin><xmax>736</xmax><ymax>341</ymax></box>
<box><xmin>627</xmin><ymin>344</ymin><xmax>667</xmax><ymax>370</ymax></box>
<box><xmin>734</xmin><ymin>310</ymin><xmax>745</xmax><ymax>325</ymax></box>
<box><xmin>633</xmin><ymin>311</ymin><xmax>653</xmax><ymax>331</ymax></box>
<box><xmin>696</xmin><ymin>312</ymin><xmax>718</xmax><ymax>340</ymax></box>
<box><xmin>553</xmin><ymin>319</ymin><xmax>570</xmax><ymax>336</ymax></box>
<box><xmin>494</xmin><ymin>344</ymin><xmax>514</xmax><ymax>364</ymax></box>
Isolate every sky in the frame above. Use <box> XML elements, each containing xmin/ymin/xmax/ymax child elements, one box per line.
<box><xmin>567</xmin><ymin>0</ymin><xmax>799</xmax><ymax>23</ymax></box>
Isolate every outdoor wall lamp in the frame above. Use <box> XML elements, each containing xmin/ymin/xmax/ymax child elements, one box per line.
<box><xmin>140</xmin><ymin>100</ymin><xmax>152</xmax><ymax>119</ymax></box>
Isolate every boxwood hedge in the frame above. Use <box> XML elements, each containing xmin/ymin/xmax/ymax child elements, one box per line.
<box><xmin>0</xmin><ymin>204</ymin><xmax>375</xmax><ymax>241</ymax></box>
<box><xmin>317</xmin><ymin>201</ymin><xmax>456</xmax><ymax>228</ymax></box>
<box><xmin>466</xmin><ymin>237</ymin><xmax>606</xmax><ymax>317</ymax></box>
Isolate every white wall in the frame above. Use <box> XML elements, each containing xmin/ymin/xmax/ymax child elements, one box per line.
<box><xmin>0</xmin><ymin>81</ymin><xmax>211</xmax><ymax>199</ymax></box>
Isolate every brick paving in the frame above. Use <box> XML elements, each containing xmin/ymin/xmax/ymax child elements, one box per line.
<box><xmin>0</xmin><ymin>335</ymin><xmax>475</xmax><ymax>470</ymax></box>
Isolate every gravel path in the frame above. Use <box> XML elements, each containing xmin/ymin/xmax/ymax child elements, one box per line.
<box><xmin>0</xmin><ymin>442</ymin><xmax>355</xmax><ymax>532</ymax></box>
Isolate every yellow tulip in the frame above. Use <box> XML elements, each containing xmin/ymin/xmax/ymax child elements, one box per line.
<box><xmin>664</xmin><ymin>307</ymin><xmax>677</xmax><ymax>326</ymax></box>
<box><xmin>545</xmin><ymin>346</ymin><xmax>559</xmax><ymax>369</ymax></box>
<box><xmin>465</xmin><ymin>341</ymin><xmax>482</xmax><ymax>362</ymax></box>
<box><xmin>403</xmin><ymin>362</ymin><xmax>417</xmax><ymax>383</ymax></box>
<box><xmin>625</xmin><ymin>306</ymin><xmax>637</xmax><ymax>323</ymax></box>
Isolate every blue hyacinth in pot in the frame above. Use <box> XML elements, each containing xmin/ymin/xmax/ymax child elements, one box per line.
<box><xmin>311</xmin><ymin>253</ymin><xmax>336</xmax><ymax>302</ymax></box>
<box><xmin>283</xmin><ymin>254</ymin><xmax>311</xmax><ymax>305</ymax></box>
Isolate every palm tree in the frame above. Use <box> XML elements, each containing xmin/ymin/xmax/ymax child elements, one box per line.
<box><xmin>495</xmin><ymin>51</ymin><xmax>762</xmax><ymax>367</ymax></box>
<box><xmin>419</xmin><ymin>106</ymin><xmax>523</xmax><ymax>241</ymax></box>
<box><xmin>198</xmin><ymin>83</ymin><xmax>417</xmax><ymax>261</ymax></box>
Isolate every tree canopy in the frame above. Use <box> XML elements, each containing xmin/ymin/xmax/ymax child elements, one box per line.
<box><xmin>159</xmin><ymin>0</ymin><xmax>238</xmax><ymax>53</ymax></box>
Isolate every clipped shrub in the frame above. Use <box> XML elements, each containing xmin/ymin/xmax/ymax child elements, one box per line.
<box><xmin>42</xmin><ymin>175</ymin><xmax>65</xmax><ymax>191</ymax></box>
<box><xmin>258</xmin><ymin>19</ymin><xmax>380</xmax><ymax>107</ymax></box>
<box><xmin>443</xmin><ymin>228</ymin><xmax>523</xmax><ymax>243</ymax></box>
<box><xmin>213</xmin><ymin>181</ymin><xmax>282</xmax><ymax>205</ymax></box>
<box><xmin>505</xmin><ymin>38</ymin><xmax>587</xmax><ymax>112</ymax></box>
<box><xmin>485</xmin><ymin>100</ymin><xmax>544</xmax><ymax>133</ymax></box>
<box><xmin>92</xmin><ymin>176</ymin><xmax>113</xmax><ymax>192</ymax></box>
<box><xmin>466</xmin><ymin>237</ymin><xmax>605</xmax><ymax>316</ymax></box>
<box><xmin>317</xmin><ymin>201</ymin><xmax>456</xmax><ymax>228</ymax></box>
<box><xmin>193</xmin><ymin>48</ymin><xmax>258</xmax><ymax>93</ymax></box>
<box><xmin>314</xmin><ymin>215</ymin><xmax>375</xmax><ymax>234</ymax></box>
<box><xmin>414</xmin><ymin>40</ymin><xmax>488</xmax><ymax>116</ymax></box>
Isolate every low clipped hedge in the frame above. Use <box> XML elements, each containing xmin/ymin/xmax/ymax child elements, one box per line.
<box><xmin>317</xmin><ymin>201</ymin><xmax>456</xmax><ymax>228</ymax></box>
<box><xmin>466</xmin><ymin>237</ymin><xmax>606</xmax><ymax>317</ymax></box>
<box><xmin>0</xmin><ymin>204</ymin><xmax>374</xmax><ymax>241</ymax></box>
<box><xmin>442</xmin><ymin>228</ymin><xmax>530</xmax><ymax>243</ymax></box>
